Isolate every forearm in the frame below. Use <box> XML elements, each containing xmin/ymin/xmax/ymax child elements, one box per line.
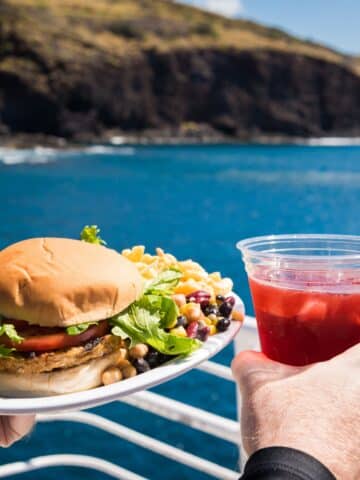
<box><xmin>240</xmin><ymin>447</ymin><xmax>336</xmax><ymax>480</ymax></box>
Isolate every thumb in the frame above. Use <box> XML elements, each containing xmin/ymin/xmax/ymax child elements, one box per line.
<box><xmin>231</xmin><ymin>350</ymin><xmax>302</xmax><ymax>396</ymax></box>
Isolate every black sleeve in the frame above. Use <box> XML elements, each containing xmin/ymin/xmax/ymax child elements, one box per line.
<box><xmin>240</xmin><ymin>447</ymin><xmax>336</xmax><ymax>480</ymax></box>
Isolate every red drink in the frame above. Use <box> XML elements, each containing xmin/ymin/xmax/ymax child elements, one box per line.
<box><xmin>249</xmin><ymin>277</ymin><xmax>360</xmax><ymax>365</ymax></box>
<box><xmin>238</xmin><ymin>235</ymin><xmax>360</xmax><ymax>366</ymax></box>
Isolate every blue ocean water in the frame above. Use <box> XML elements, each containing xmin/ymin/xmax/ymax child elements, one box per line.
<box><xmin>0</xmin><ymin>144</ymin><xmax>359</xmax><ymax>479</ymax></box>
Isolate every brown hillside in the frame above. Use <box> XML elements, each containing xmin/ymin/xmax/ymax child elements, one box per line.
<box><xmin>0</xmin><ymin>0</ymin><xmax>359</xmax><ymax>139</ymax></box>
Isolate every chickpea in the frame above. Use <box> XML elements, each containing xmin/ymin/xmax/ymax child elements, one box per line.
<box><xmin>102</xmin><ymin>367</ymin><xmax>123</xmax><ymax>386</ymax></box>
<box><xmin>122</xmin><ymin>365</ymin><xmax>137</xmax><ymax>379</ymax></box>
<box><xmin>116</xmin><ymin>358</ymin><xmax>131</xmax><ymax>369</ymax></box>
<box><xmin>119</xmin><ymin>348</ymin><xmax>129</xmax><ymax>360</ymax></box>
<box><xmin>172</xmin><ymin>293</ymin><xmax>187</xmax><ymax>308</ymax></box>
<box><xmin>187</xmin><ymin>306</ymin><xmax>202</xmax><ymax>322</ymax></box>
<box><xmin>180</xmin><ymin>302</ymin><xmax>202</xmax><ymax>322</ymax></box>
<box><xmin>129</xmin><ymin>343</ymin><xmax>149</xmax><ymax>359</ymax></box>
<box><xmin>113</xmin><ymin>349</ymin><xmax>128</xmax><ymax>365</ymax></box>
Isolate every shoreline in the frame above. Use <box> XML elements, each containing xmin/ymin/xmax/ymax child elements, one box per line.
<box><xmin>1</xmin><ymin>132</ymin><xmax>360</xmax><ymax>149</ymax></box>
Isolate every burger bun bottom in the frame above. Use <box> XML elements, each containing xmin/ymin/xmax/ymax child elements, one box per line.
<box><xmin>0</xmin><ymin>351</ymin><xmax>125</xmax><ymax>397</ymax></box>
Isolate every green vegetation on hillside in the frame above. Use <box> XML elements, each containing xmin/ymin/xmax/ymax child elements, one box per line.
<box><xmin>0</xmin><ymin>0</ymin><xmax>358</xmax><ymax>74</ymax></box>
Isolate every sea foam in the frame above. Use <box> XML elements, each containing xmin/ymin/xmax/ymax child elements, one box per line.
<box><xmin>0</xmin><ymin>146</ymin><xmax>136</xmax><ymax>165</ymax></box>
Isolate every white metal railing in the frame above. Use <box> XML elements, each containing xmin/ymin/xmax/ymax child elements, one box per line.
<box><xmin>0</xmin><ymin>316</ymin><xmax>259</xmax><ymax>480</ymax></box>
<box><xmin>0</xmin><ymin>455</ymin><xmax>147</xmax><ymax>480</ymax></box>
<box><xmin>121</xmin><ymin>391</ymin><xmax>240</xmax><ymax>443</ymax></box>
<box><xmin>39</xmin><ymin>412</ymin><xmax>239</xmax><ymax>480</ymax></box>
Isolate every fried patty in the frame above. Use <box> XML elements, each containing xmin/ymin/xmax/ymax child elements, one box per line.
<box><xmin>0</xmin><ymin>334</ymin><xmax>127</xmax><ymax>375</ymax></box>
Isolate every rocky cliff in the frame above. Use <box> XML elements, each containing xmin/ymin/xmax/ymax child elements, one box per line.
<box><xmin>0</xmin><ymin>0</ymin><xmax>359</xmax><ymax>141</ymax></box>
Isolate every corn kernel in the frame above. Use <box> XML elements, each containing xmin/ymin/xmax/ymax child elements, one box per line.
<box><xmin>121</xmin><ymin>245</ymin><xmax>233</xmax><ymax>306</ymax></box>
<box><xmin>209</xmin><ymin>325</ymin><xmax>217</xmax><ymax>336</ymax></box>
<box><xmin>176</xmin><ymin>280</ymin><xmax>200</xmax><ymax>295</ymax></box>
<box><xmin>232</xmin><ymin>310</ymin><xmax>244</xmax><ymax>322</ymax></box>
<box><xmin>208</xmin><ymin>313</ymin><xmax>218</xmax><ymax>324</ymax></box>
<box><xmin>209</xmin><ymin>272</ymin><xmax>221</xmax><ymax>280</ymax></box>
<box><xmin>142</xmin><ymin>253</ymin><xmax>154</xmax><ymax>264</ymax></box>
<box><xmin>170</xmin><ymin>326</ymin><xmax>187</xmax><ymax>337</ymax></box>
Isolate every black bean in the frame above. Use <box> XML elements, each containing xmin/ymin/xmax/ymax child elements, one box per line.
<box><xmin>217</xmin><ymin>318</ymin><xmax>231</xmax><ymax>332</ymax></box>
<box><xmin>219</xmin><ymin>302</ymin><xmax>233</xmax><ymax>318</ymax></box>
<box><xmin>146</xmin><ymin>350</ymin><xmax>161</xmax><ymax>368</ymax></box>
<box><xmin>176</xmin><ymin>315</ymin><xmax>187</xmax><ymax>328</ymax></box>
<box><xmin>158</xmin><ymin>353</ymin><xmax>172</xmax><ymax>364</ymax></box>
<box><xmin>216</xmin><ymin>295</ymin><xmax>225</xmax><ymax>304</ymax></box>
<box><xmin>133</xmin><ymin>358</ymin><xmax>151</xmax><ymax>374</ymax></box>
<box><xmin>203</xmin><ymin>304</ymin><xmax>218</xmax><ymax>316</ymax></box>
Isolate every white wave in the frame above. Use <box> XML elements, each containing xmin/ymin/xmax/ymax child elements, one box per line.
<box><xmin>217</xmin><ymin>169</ymin><xmax>360</xmax><ymax>186</ymax></box>
<box><xmin>0</xmin><ymin>145</ymin><xmax>136</xmax><ymax>165</ymax></box>
<box><xmin>0</xmin><ymin>147</ymin><xmax>56</xmax><ymax>165</ymax></box>
<box><xmin>299</xmin><ymin>137</ymin><xmax>360</xmax><ymax>146</ymax></box>
<box><xmin>110</xmin><ymin>136</ymin><xmax>126</xmax><ymax>145</ymax></box>
<box><xmin>84</xmin><ymin>145</ymin><xmax>135</xmax><ymax>155</ymax></box>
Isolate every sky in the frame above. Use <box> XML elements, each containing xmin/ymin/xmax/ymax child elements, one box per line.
<box><xmin>179</xmin><ymin>0</ymin><xmax>359</xmax><ymax>55</ymax></box>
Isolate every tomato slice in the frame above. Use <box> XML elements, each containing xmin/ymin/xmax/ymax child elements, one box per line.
<box><xmin>0</xmin><ymin>320</ymin><xmax>109</xmax><ymax>352</ymax></box>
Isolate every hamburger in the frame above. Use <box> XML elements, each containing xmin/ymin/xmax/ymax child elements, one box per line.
<box><xmin>0</xmin><ymin>237</ymin><xmax>143</xmax><ymax>396</ymax></box>
<box><xmin>0</xmin><ymin>229</ymin><xmax>239</xmax><ymax>397</ymax></box>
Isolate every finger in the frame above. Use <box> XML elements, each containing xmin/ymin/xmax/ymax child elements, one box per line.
<box><xmin>231</xmin><ymin>350</ymin><xmax>302</xmax><ymax>395</ymax></box>
<box><xmin>0</xmin><ymin>415</ymin><xmax>35</xmax><ymax>447</ymax></box>
<box><xmin>10</xmin><ymin>415</ymin><xmax>36</xmax><ymax>439</ymax></box>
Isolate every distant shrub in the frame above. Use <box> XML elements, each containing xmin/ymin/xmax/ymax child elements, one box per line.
<box><xmin>108</xmin><ymin>18</ymin><xmax>190</xmax><ymax>40</ymax></box>
<box><xmin>266</xmin><ymin>28</ymin><xmax>289</xmax><ymax>41</ymax></box>
<box><xmin>193</xmin><ymin>22</ymin><xmax>218</xmax><ymax>37</ymax></box>
<box><xmin>108</xmin><ymin>21</ymin><xmax>144</xmax><ymax>40</ymax></box>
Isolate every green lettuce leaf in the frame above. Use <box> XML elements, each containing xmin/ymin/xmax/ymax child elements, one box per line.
<box><xmin>80</xmin><ymin>225</ymin><xmax>107</xmax><ymax>245</ymax></box>
<box><xmin>0</xmin><ymin>323</ymin><xmax>23</xmax><ymax>343</ymax></box>
<box><xmin>111</xmin><ymin>306</ymin><xmax>200</xmax><ymax>355</ymax></box>
<box><xmin>66</xmin><ymin>322</ymin><xmax>98</xmax><ymax>336</ymax></box>
<box><xmin>0</xmin><ymin>321</ymin><xmax>23</xmax><ymax>358</ymax></box>
<box><xmin>144</xmin><ymin>268</ymin><xmax>182</xmax><ymax>296</ymax></box>
<box><xmin>137</xmin><ymin>294</ymin><xmax>179</xmax><ymax>329</ymax></box>
<box><xmin>0</xmin><ymin>345</ymin><xmax>15</xmax><ymax>357</ymax></box>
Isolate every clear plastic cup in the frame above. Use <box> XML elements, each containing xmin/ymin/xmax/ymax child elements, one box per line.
<box><xmin>237</xmin><ymin>234</ymin><xmax>360</xmax><ymax>365</ymax></box>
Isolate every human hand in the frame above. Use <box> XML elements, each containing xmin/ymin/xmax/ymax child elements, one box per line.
<box><xmin>0</xmin><ymin>415</ymin><xmax>35</xmax><ymax>447</ymax></box>
<box><xmin>232</xmin><ymin>345</ymin><xmax>360</xmax><ymax>480</ymax></box>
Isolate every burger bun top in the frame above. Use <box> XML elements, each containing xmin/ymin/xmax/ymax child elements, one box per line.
<box><xmin>0</xmin><ymin>238</ymin><xmax>143</xmax><ymax>327</ymax></box>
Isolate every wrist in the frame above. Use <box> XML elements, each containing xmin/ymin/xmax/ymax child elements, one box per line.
<box><xmin>255</xmin><ymin>436</ymin><xmax>351</xmax><ymax>480</ymax></box>
<box><xmin>243</xmin><ymin>447</ymin><xmax>336</xmax><ymax>480</ymax></box>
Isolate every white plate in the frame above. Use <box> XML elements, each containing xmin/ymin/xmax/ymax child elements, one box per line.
<box><xmin>0</xmin><ymin>295</ymin><xmax>244</xmax><ymax>415</ymax></box>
